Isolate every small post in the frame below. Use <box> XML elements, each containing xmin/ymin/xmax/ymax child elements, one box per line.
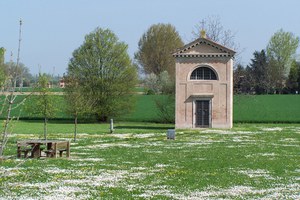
<box><xmin>110</xmin><ymin>119</ymin><xmax>114</xmax><ymax>133</ymax></box>
<box><xmin>66</xmin><ymin>141</ymin><xmax>70</xmax><ymax>158</ymax></box>
<box><xmin>167</xmin><ymin>129</ymin><xmax>175</xmax><ymax>140</ymax></box>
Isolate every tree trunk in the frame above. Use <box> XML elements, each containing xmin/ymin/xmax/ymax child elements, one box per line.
<box><xmin>74</xmin><ymin>114</ymin><xmax>78</xmax><ymax>142</ymax></box>
<box><xmin>44</xmin><ymin>117</ymin><xmax>47</xmax><ymax>140</ymax></box>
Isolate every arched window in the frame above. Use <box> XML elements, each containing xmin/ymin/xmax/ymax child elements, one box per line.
<box><xmin>190</xmin><ymin>67</ymin><xmax>217</xmax><ymax>80</ymax></box>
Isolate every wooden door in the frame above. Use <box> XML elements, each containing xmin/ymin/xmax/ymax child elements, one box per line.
<box><xmin>196</xmin><ymin>100</ymin><xmax>210</xmax><ymax>128</ymax></box>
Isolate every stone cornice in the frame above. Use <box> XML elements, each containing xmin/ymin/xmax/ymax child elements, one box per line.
<box><xmin>174</xmin><ymin>53</ymin><xmax>231</xmax><ymax>58</ymax></box>
<box><xmin>173</xmin><ymin>37</ymin><xmax>236</xmax><ymax>58</ymax></box>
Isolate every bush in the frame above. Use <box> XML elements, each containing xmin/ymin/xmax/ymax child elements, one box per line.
<box><xmin>146</xmin><ymin>89</ymin><xmax>155</xmax><ymax>95</ymax></box>
<box><xmin>155</xmin><ymin>95</ymin><xmax>175</xmax><ymax>123</ymax></box>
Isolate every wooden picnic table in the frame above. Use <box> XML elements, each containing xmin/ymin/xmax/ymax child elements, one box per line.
<box><xmin>17</xmin><ymin>139</ymin><xmax>70</xmax><ymax>158</ymax></box>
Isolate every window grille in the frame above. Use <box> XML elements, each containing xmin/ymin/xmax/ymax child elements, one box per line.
<box><xmin>190</xmin><ymin>67</ymin><xmax>217</xmax><ymax>80</ymax></box>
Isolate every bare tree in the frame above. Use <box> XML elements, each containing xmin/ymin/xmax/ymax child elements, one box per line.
<box><xmin>192</xmin><ymin>15</ymin><xmax>237</xmax><ymax>48</ymax></box>
<box><xmin>64</xmin><ymin>75</ymin><xmax>90</xmax><ymax>141</ymax></box>
<box><xmin>0</xmin><ymin>20</ymin><xmax>27</xmax><ymax>158</ymax></box>
<box><xmin>192</xmin><ymin>15</ymin><xmax>242</xmax><ymax>66</ymax></box>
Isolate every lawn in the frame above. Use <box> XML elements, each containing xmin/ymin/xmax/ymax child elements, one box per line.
<box><xmin>234</xmin><ymin>95</ymin><xmax>300</xmax><ymax>123</ymax></box>
<box><xmin>120</xmin><ymin>95</ymin><xmax>169</xmax><ymax>122</ymax></box>
<box><xmin>2</xmin><ymin>94</ymin><xmax>300</xmax><ymax>123</ymax></box>
<box><xmin>1</xmin><ymin>94</ymin><xmax>169</xmax><ymax>122</ymax></box>
<box><xmin>124</xmin><ymin>94</ymin><xmax>300</xmax><ymax>123</ymax></box>
<box><xmin>0</xmin><ymin>121</ymin><xmax>299</xmax><ymax>199</ymax></box>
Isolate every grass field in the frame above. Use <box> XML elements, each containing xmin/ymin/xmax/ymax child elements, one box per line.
<box><xmin>0</xmin><ymin>95</ymin><xmax>166</xmax><ymax>122</ymax></box>
<box><xmin>0</xmin><ymin>95</ymin><xmax>71</xmax><ymax>120</ymax></box>
<box><xmin>1</xmin><ymin>94</ymin><xmax>300</xmax><ymax>123</ymax></box>
<box><xmin>125</xmin><ymin>94</ymin><xmax>300</xmax><ymax>123</ymax></box>
<box><xmin>0</xmin><ymin>122</ymin><xmax>299</xmax><ymax>199</ymax></box>
<box><xmin>233</xmin><ymin>95</ymin><xmax>300</xmax><ymax>123</ymax></box>
<box><xmin>120</xmin><ymin>95</ymin><xmax>169</xmax><ymax>122</ymax></box>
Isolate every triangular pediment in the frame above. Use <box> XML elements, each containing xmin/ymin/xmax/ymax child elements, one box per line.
<box><xmin>184</xmin><ymin>43</ymin><xmax>225</xmax><ymax>54</ymax></box>
<box><xmin>173</xmin><ymin>37</ymin><xmax>236</xmax><ymax>58</ymax></box>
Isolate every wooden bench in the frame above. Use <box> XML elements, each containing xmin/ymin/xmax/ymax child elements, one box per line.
<box><xmin>43</xmin><ymin>142</ymin><xmax>69</xmax><ymax>158</ymax></box>
<box><xmin>56</xmin><ymin>142</ymin><xmax>69</xmax><ymax>157</ymax></box>
<box><xmin>43</xmin><ymin>149</ymin><xmax>55</xmax><ymax>157</ymax></box>
<box><xmin>17</xmin><ymin>140</ymin><xmax>70</xmax><ymax>159</ymax></box>
<box><xmin>17</xmin><ymin>143</ymin><xmax>33</xmax><ymax>158</ymax></box>
<box><xmin>58</xmin><ymin>149</ymin><xmax>67</xmax><ymax>157</ymax></box>
<box><xmin>43</xmin><ymin>149</ymin><xmax>66</xmax><ymax>157</ymax></box>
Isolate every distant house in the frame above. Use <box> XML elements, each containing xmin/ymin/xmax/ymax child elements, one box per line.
<box><xmin>47</xmin><ymin>82</ymin><xmax>52</xmax><ymax>88</ymax></box>
<box><xmin>173</xmin><ymin>31</ymin><xmax>236</xmax><ymax>129</ymax></box>
<box><xmin>59</xmin><ymin>79</ymin><xmax>65</xmax><ymax>88</ymax></box>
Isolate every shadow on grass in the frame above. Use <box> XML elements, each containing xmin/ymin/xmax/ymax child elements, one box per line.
<box><xmin>17</xmin><ymin>119</ymin><xmax>74</xmax><ymax>124</ymax></box>
<box><xmin>17</xmin><ymin>119</ymin><xmax>101</xmax><ymax>124</ymax></box>
<box><xmin>115</xmin><ymin>125</ymin><xmax>174</xmax><ymax>130</ymax></box>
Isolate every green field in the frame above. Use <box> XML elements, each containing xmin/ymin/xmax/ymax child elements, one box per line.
<box><xmin>125</xmin><ymin>94</ymin><xmax>300</xmax><ymax>123</ymax></box>
<box><xmin>0</xmin><ymin>95</ymin><xmax>166</xmax><ymax>122</ymax></box>
<box><xmin>1</xmin><ymin>94</ymin><xmax>300</xmax><ymax>123</ymax></box>
<box><xmin>0</xmin><ymin>95</ymin><xmax>71</xmax><ymax>120</ymax></box>
<box><xmin>0</xmin><ymin>122</ymin><xmax>299</xmax><ymax>199</ymax></box>
<box><xmin>120</xmin><ymin>95</ymin><xmax>169</xmax><ymax>122</ymax></box>
<box><xmin>234</xmin><ymin>95</ymin><xmax>300</xmax><ymax>123</ymax></box>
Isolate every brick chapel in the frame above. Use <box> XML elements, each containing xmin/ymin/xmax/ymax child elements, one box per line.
<box><xmin>173</xmin><ymin>31</ymin><xmax>236</xmax><ymax>129</ymax></box>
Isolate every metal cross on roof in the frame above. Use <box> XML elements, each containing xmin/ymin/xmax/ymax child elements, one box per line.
<box><xmin>200</xmin><ymin>19</ymin><xmax>205</xmax><ymax>30</ymax></box>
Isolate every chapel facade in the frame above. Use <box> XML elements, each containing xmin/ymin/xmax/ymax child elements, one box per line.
<box><xmin>173</xmin><ymin>32</ymin><xmax>236</xmax><ymax>129</ymax></box>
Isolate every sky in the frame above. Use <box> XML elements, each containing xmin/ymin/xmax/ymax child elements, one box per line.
<box><xmin>1</xmin><ymin>0</ymin><xmax>300</xmax><ymax>76</ymax></box>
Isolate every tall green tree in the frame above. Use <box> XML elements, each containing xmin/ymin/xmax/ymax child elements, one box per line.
<box><xmin>234</xmin><ymin>64</ymin><xmax>257</xmax><ymax>94</ymax></box>
<box><xmin>67</xmin><ymin>27</ymin><xmax>137</xmax><ymax>122</ymax></box>
<box><xmin>297</xmin><ymin>60</ymin><xmax>300</xmax><ymax>92</ymax></box>
<box><xmin>249</xmin><ymin>50</ymin><xmax>270</xmax><ymax>94</ymax></box>
<box><xmin>233</xmin><ymin>64</ymin><xmax>246</xmax><ymax>94</ymax></box>
<box><xmin>287</xmin><ymin>60</ymin><xmax>299</xmax><ymax>93</ymax></box>
<box><xmin>266</xmin><ymin>29</ymin><xmax>299</xmax><ymax>92</ymax></box>
<box><xmin>135</xmin><ymin>23</ymin><xmax>183</xmax><ymax>78</ymax></box>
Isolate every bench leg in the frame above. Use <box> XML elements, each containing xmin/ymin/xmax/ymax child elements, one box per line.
<box><xmin>67</xmin><ymin>142</ymin><xmax>70</xmax><ymax>158</ymax></box>
<box><xmin>44</xmin><ymin>150</ymin><xmax>54</xmax><ymax>157</ymax></box>
<box><xmin>17</xmin><ymin>150</ymin><xmax>21</xmax><ymax>158</ymax></box>
<box><xmin>24</xmin><ymin>150</ymin><xmax>29</xmax><ymax>158</ymax></box>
